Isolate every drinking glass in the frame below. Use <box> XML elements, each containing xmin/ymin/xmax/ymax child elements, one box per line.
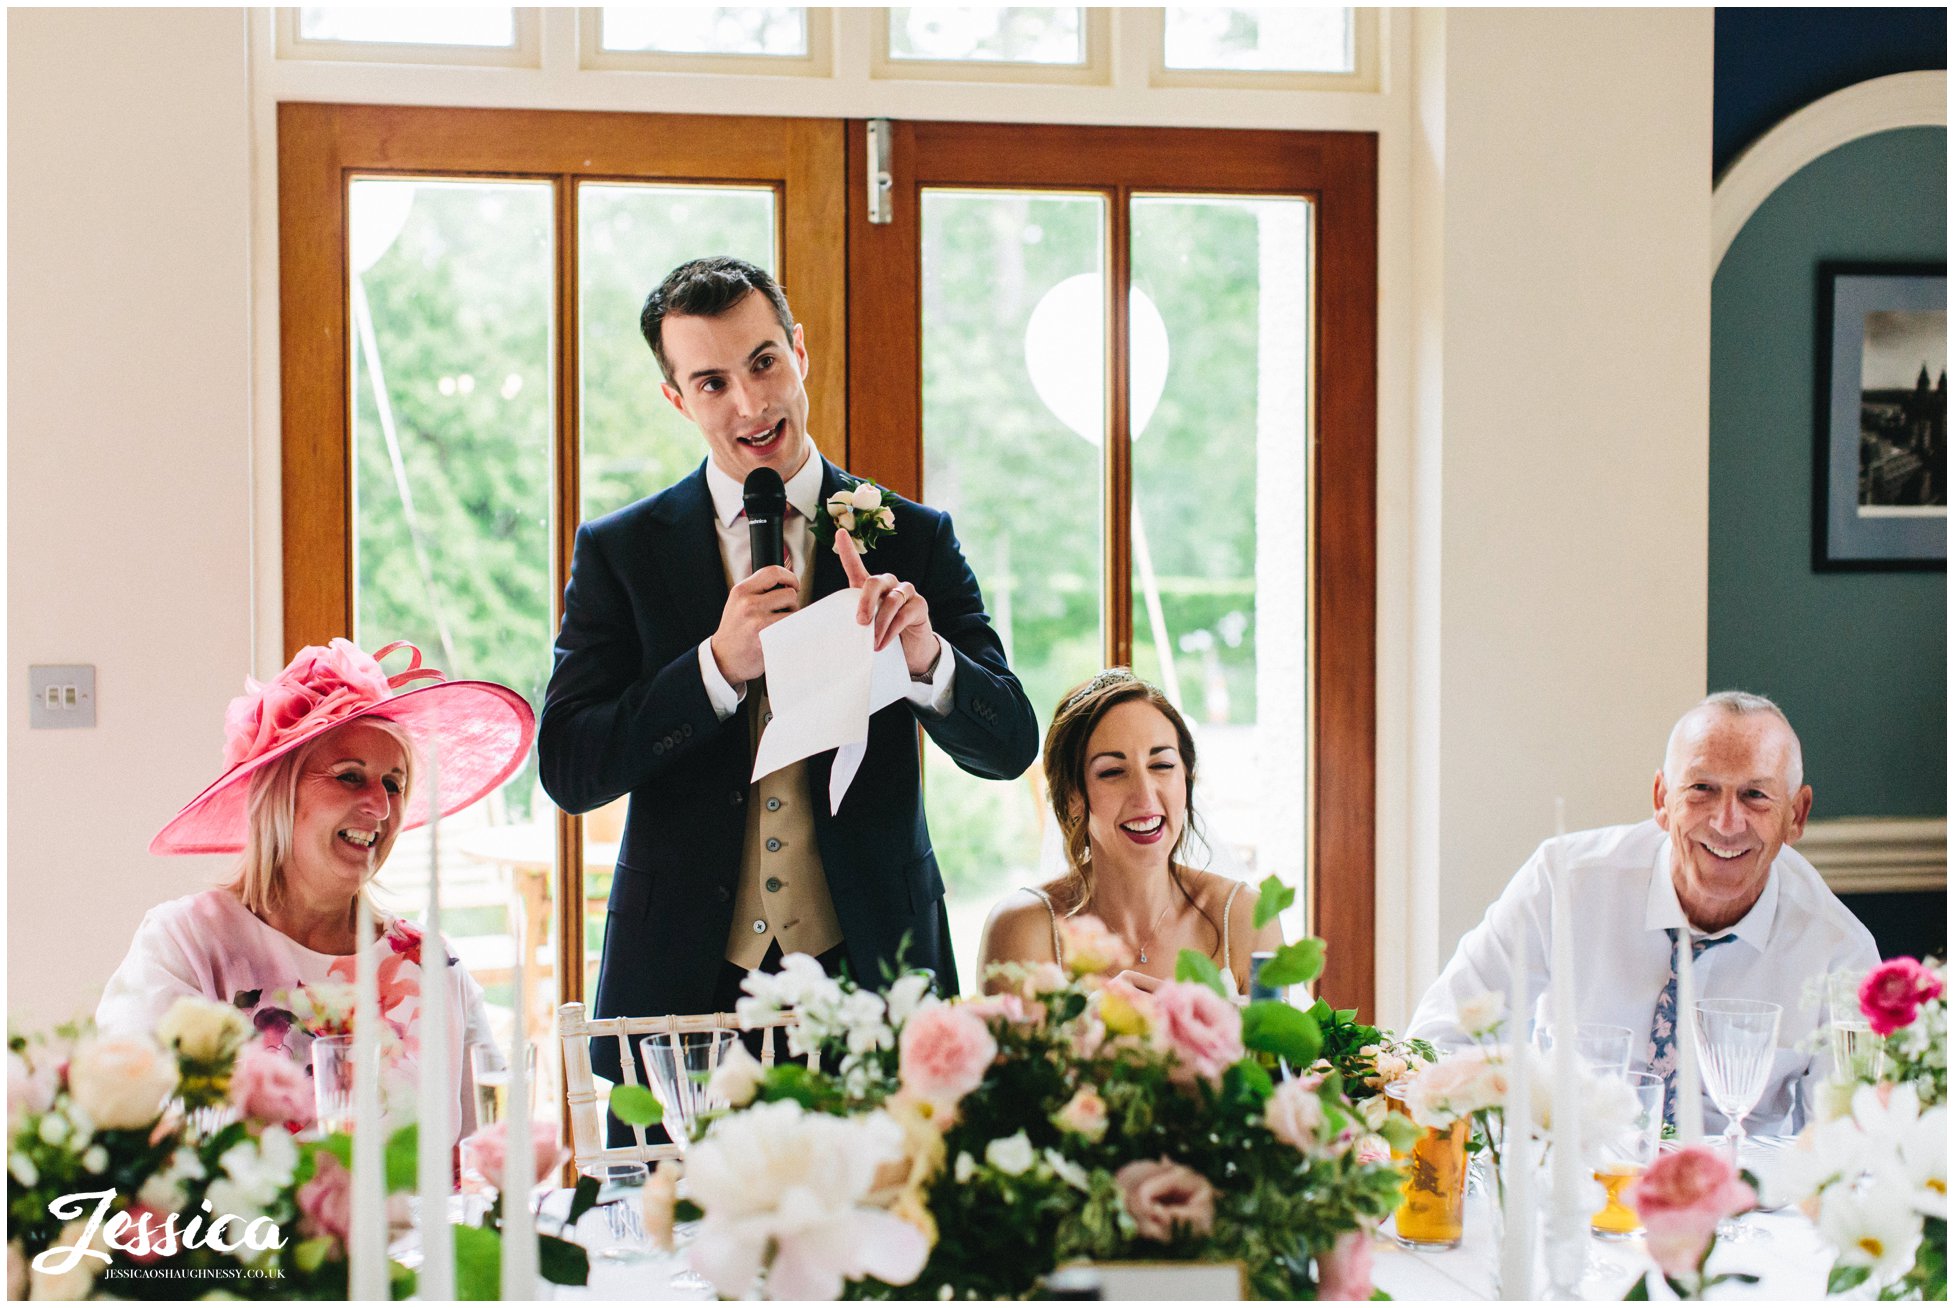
<box><xmin>1693</xmin><ymin>999</ymin><xmax>1781</xmax><ymax>1151</ymax></box>
<box><xmin>640</xmin><ymin>1031</ymin><xmax>736</xmax><ymax>1154</ymax></box>
<box><xmin>311</xmin><ymin>1035</ymin><xmax>355</xmax><ymax>1135</ymax></box>
<box><xmin>1827</xmin><ymin>972</ymin><xmax>1885</xmax><ymax>1085</ymax></box>
<box><xmin>1590</xmin><ymin>1071</ymin><xmax>1663</xmax><ymax>1239</ymax></box>
<box><xmin>1535</xmin><ymin>1022</ymin><xmax>1635</xmax><ymax>1077</ymax></box>
<box><xmin>469</xmin><ymin>1043</ymin><xmax>536</xmax><ymax>1128</ymax></box>
<box><xmin>576</xmin><ymin>1161</ymin><xmax>650</xmax><ymax>1263</ymax></box>
<box><xmin>1382</xmin><ymin>1081</ymin><xmax>1469</xmax><ymax>1249</ymax></box>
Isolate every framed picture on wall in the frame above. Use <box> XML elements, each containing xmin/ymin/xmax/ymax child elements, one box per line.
<box><xmin>1814</xmin><ymin>262</ymin><xmax>1947</xmax><ymax>571</ymax></box>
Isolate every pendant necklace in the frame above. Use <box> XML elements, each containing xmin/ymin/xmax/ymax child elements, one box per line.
<box><xmin>1134</xmin><ymin>899</ymin><xmax>1174</xmax><ymax>965</ymax></box>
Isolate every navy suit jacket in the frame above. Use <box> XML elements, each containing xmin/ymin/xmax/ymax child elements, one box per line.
<box><xmin>539</xmin><ymin>456</ymin><xmax>1038</xmax><ymax>1080</ymax></box>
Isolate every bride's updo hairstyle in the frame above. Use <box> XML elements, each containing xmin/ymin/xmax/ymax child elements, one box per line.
<box><xmin>1043</xmin><ymin>669</ymin><xmax>1217</xmax><ymax>946</ymax></box>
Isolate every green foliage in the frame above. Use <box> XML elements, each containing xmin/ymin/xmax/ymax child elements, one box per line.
<box><xmin>1174</xmin><ymin>947</ymin><xmax>1228</xmax><ymax>997</ymax></box>
<box><xmin>1252</xmin><ymin>875</ymin><xmax>1294</xmax><ymax>929</ymax></box>
<box><xmin>607</xmin><ymin>1082</ymin><xmax>663</xmax><ymax>1127</ymax></box>
<box><xmin>1255</xmin><ymin>938</ymin><xmax>1325</xmax><ymax>989</ymax></box>
<box><xmin>1241</xmin><ymin>1000</ymin><xmax>1322</xmax><ymax>1067</ymax></box>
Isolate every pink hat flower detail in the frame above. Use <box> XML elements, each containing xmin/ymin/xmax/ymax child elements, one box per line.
<box><xmin>223</xmin><ymin>639</ymin><xmax>431</xmax><ymax>769</ymax></box>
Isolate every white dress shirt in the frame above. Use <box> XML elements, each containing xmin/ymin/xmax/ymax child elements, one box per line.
<box><xmin>695</xmin><ymin>450</ymin><xmax>956</xmax><ymax>721</ymax></box>
<box><xmin>1408</xmin><ymin>818</ymin><xmax>1879</xmax><ymax>1133</ymax></box>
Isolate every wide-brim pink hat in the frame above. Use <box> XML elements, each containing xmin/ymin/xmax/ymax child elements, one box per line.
<box><xmin>151</xmin><ymin>639</ymin><xmax>536</xmax><ymax>856</ymax></box>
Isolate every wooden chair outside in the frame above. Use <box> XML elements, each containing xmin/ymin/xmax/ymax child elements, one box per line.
<box><xmin>556</xmin><ymin>1001</ymin><xmax>808</xmax><ymax>1169</ymax></box>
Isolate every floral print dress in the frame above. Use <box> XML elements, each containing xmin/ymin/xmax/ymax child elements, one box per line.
<box><xmin>96</xmin><ymin>888</ymin><xmax>501</xmax><ymax>1143</ymax></box>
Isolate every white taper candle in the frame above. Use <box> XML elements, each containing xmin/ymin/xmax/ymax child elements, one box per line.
<box><xmin>415</xmin><ymin>754</ymin><xmax>454</xmax><ymax>1300</ymax></box>
<box><xmin>1546</xmin><ymin>841</ymin><xmax>1586</xmax><ymax>1290</ymax></box>
<box><xmin>499</xmin><ymin>911</ymin><xmax>538</xmax><ymax>1298</ymax></box>
<box><xmin>349</xmin><ymin>895</ymin><xmax>388</xmax><ymax>1300</ymax></box>
<box><xmin>1498</xmin><ymin>931</ymin><xmax>1535</xmax><ymax>1298</ymax></box>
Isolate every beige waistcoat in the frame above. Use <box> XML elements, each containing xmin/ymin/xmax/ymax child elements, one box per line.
<box><xmin>723</xmin><ymin>561</ymin><xmax>844</xmax><ymax>966</ymax></box>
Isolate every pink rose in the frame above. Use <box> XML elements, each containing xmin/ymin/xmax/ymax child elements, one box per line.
<box><xmin>1315</xmin><ymin>1228</ymin><xmax>1375</xmax><ymax>1300</ymax></box>
<box><xmin>1115</xmin><ymin>1158</ymin><xmax>1216</xmax><ymax>1242</ymax></box>
<box><xmin>1058</xmin><ymin>915</ymin><xmax>1135</xmax><ymax>977</ymax></box>
<box><xmin>230</xmin><ymin>1045</ymin><xmax>315</xmax><ymax>1128</ymax></box>
<box><xmin>897</xmin><ymin>1005</ymin><xmax>998</xmax><ymax>1111</ymax></box>
<box><xmin>1264</xmin><ymin>1077</ymin><xmax>1327</xmax><ymax>1153</ymax></box>
<box><xmin>1351</xmin><ymin>1133</ymin><xmax>1392</xmax><ymax>1166</ymax></box>
<box><xmin>959</xmin><ymin>993</ymin><xmax>1028</xmax><ymax>1026</ymax></box>
<box><xmin>1627</xmin><ymin>1144</ymin><xmax>1755</xmax><ymax>1278</ymax></box>
<box><xmin>1148</xmin><ymin>981</ymin><xmax>1244</xmax><ymax>1086</ymax></box>
<box><xmin>1052</xmin><ymin>1087</ymin><xmax>1110</xmax><ymax>1143</ymax></box>
<box><xmin>461</xmin><ymin>1119</ymin><xmax>570</xmax><ymax>1192</ymax></box>
<box><xmin>1859</xmin><ymin>958</ymin><xmax>1944</xmax><ymax>1037</ymax></box>
<box><xmin>298</xmin><ymin>1152</ymin><xmax>353</xmax><ymax>1245</ymax></box>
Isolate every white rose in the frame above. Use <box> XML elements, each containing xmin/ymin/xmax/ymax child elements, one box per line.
<box><xmin>850</xmin><ymin>483</ymin><xmax>882</xmax><ymax>512</ymax></box>
<box><xmin>876</xmin><ymin>507</ymin><xmax>895</xmax><ymax>531</ymax></box>
<box><xmin>885</xmin><ymin>975</ymin><xmax>935</xmax><ymax>1028</ymax></box>
<box><xmin>157</xmin><ymin>996</ymin><xmax>251</xmax><ymax>1064</ymax></box>
<box><xmin>836</xmin><ymin>509</ymin><xmax>857</xmax><ymax>532</ymax></box>
<box><xmin>984</xmin><ymin>1131</ymin><xmax>1035</xmax><ymax>1177</ymax></box>
<box><xmin>37</xmin><ymin>1112</ymin><xmax>68</xmax><ymax>1146</ymax></box>
<box><xmin>827</xmin><ymin>490</ymin><xmax>853</xmax><ymax>513</ymax></box>
<box><xmin>1043</xmin><ymin>1148</ymin><xmax>1091</xmax><ymax>1191</ymax></box>
<box><xmin>67</xmin><ymin>1036</ymin><xmax>178</xmax><ymax>1131</ymax></box>
<box><xmin>1264</xmin><ymin>1078</ymin><xmax>1327</xmax><ymax>1153</ymax></box>
<box><xmin>1457</xmin><ymin>992</ymin><xmax>1505</xmax><ymax>1037</ymax></box>
<box><xmin>707</xmin><ymin>1041</ymin><xmax>766</xmax><ymax>1109</ymax></box>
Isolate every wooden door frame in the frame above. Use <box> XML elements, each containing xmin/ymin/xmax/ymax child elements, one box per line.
<box><xmin>276</xmin><ymin>102</ymin><xmax>848</xmax><ymax>1007</ymax></box>
<box><xmin>843</xmin><ymin>121</ymin><xmax>1379</xmax><ymax>1016</ymax></box>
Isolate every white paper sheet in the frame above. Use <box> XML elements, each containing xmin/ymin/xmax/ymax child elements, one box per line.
<box><xmin>750</xmin><ymin>588</ymin><xmax>912</xmax><ymax>812</ymax></box>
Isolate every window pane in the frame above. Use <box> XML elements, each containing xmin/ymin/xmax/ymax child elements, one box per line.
<box><xmin>600</xmin><ymin>7</ymin><xmax>808</xmax><ymax>57</ymax></box>
<box><xmin>348</xmin><ymin>177</ymin><xmax>553</xmax><ymax>1107</ymax></box>
<box><xmin>921</xmin><ymin>191</ymin><xmax>1106</xmax><ymax>993</ymax></box>
<box><xmin>890</xmin><ymin>7</ymin><xmax>1084</xmax><ymax>64</ymax></box>
<box><xmin>1163</xmin><ymin>7</ymin><xmax>1353</xmax><ymax>73</ymax></box>
<box><xmin>577</xmin><ymin>185</ymin><xmax>777</xmax><ymax>523</ymax></box>
<box><xmin>577</xmin><ymin>183</ymin><xmax>776</xmax><ymax>1001</ymax></box>
<box><xmin>298</xmin><ymin>6</ymin><xmax>517</xmax><ymax>47</ymax></box>
<box><xmin>1129</xmin><ymin>195</ymin><xmax>1311</xmax><ymax>896</ymax></box>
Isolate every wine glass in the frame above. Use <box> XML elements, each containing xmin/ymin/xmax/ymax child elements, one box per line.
<box><xmin>1692</xmin><ymin>999</ymin><xmax>1781</xmax><ymax>1153</ymax></box>
<box><xmin>1535</xmin><ymin>1022</ymin><xmax>1636</xmax><ymax>1077</ymax></box>
<box><xmin>575</xmin><ymin>1161</ymin><xmax>651</xmax><ymax>1263</ymax></box>
<box><xmin>639</xmin><ymin>1030</ymin><xmax>736</xmax><ymax>1154</ymax></box>
<box><xmin>1694</xmin><ymin>998</ymin><xmax>1781</xmax><ymax>1245</ymax></box>
<box><xmin>640</xmin><ymin>1031</ymin><xmax>735</xmax><ymax>1294</ymax></box>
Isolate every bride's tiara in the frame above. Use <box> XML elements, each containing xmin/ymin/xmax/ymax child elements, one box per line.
<box><xmin>1063</xmin><ymin>667</ymin><xmax>1144</xmax><ymax>710</ymax></box>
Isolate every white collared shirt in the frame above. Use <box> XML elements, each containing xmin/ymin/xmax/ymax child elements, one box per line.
<box><xmin>694</xmin><ymin>450</ymin><xmax>956</xmax><ymax>720</ymax></box>
<box><xmin>1407</xmin><ymin>818</ymin><xmax>1879</xmax><ymax>1133</ymax></box>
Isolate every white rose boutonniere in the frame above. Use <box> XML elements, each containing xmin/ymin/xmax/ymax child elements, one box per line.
<box><xmin>816</xmin><ymin>477</ymin><xmax>897</xmax><ymax>553</ymax></box>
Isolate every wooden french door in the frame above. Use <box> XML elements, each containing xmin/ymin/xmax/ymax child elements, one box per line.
<box><xmin>278</xmin><ymin>104</ymin><xmax>1375</xmax><ymax>1018</ymax></box>
<box><xmin>843</xmin><ymin>121</ymin><xmax>1377</xmax><ymax>1014</ymax></box>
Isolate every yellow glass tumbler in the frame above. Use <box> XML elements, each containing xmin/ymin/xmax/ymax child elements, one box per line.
<box><xmin>1384</xmin><ymin>1082</ymin><xmax>1469</xmax><ymax>1249</ymax></box>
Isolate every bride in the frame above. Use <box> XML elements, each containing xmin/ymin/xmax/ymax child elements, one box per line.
<box><xmin>978</xmin><ymin>668</ymin><xmax>1281</xmax><ymax>993</ymax></box>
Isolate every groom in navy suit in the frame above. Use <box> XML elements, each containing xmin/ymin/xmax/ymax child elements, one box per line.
<box><xmin>540</xmin><ymin>257</ymin><xmax>1038</xmax><ymax>1087</ymax></box>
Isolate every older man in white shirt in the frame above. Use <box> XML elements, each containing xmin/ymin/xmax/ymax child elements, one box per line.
<box><xmin>1409</xmin><ymin>692</ymin><xmax>1879</xmax><ymax>1133</ymax></box>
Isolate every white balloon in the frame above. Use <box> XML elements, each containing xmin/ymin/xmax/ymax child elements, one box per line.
<box><xmin>1023</xmin><ymin>274</ymin><xmax>1171</xmax><ymax>444</ymax></box>
<box><xmin>349</xmin><ymin>180</ymin><xmax>417</xmax><ymax>276</ymax></box>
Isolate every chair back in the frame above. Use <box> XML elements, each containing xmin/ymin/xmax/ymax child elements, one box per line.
<box><xmin>555</xmin><ymin>1002</ymin><xmax>806</xmax><ymax>1169</ymax></box>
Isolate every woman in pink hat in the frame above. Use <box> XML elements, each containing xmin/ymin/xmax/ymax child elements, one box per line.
<box><xmin>96</xmin><ymin>639</ymin><xmax>536</xmax><ymax>1142</ymax></box>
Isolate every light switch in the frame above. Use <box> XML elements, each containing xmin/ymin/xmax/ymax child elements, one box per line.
<box><xmin>29</xmin><ymin>665</ymin><xmax>95</xmax><ymax>729</ymax></box>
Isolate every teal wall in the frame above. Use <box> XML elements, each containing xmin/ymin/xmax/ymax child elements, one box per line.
<box><xmin>1710</xmin><ymin>127</ymin><xmax>1947</xmax><ymax>817</ymax></box>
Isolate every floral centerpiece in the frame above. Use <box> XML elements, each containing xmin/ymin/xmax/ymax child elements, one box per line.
<box><xmin>619</xmin><ymin>877</ymin><xmax>1416</xmax><ymax>1300</ymax></box>
<box><xmin>8</xmin><ymin>997</ymin><xmax>592</xmax><ymax>1300</ymax></box>
<box><xmin>1766</xmin><ymin>957</ymin><xmax>1946</xmax><ymax>1300</ymax></box>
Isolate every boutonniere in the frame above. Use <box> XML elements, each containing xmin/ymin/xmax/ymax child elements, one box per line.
<box><xmin>814</xmin><ymin>477</ymin><xmax>897</xmax><ymax>552</ymax></box>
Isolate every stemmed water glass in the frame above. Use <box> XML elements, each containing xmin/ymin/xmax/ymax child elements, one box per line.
<box><xmin>640</xmin><ymin>1031</ymin><xmax>736</xmax><ymax>1292</ymax></box>
<box><xmin>575</xmin><ymin>1161</ymin><xmax>651</xmax><ymax>1264</ymax></box>
<box><xmin>1694</xmin><ymin>998</ymin><xmax>1782</xmax><ymax>1243</ymax></box>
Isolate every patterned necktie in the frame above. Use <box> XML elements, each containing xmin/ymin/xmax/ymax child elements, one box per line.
<box><xmin>1647</xmin><ymin>926</ymin><xmax>1738</xmax><ymax>1125</ymax></box>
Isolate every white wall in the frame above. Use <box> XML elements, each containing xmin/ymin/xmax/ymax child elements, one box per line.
<box><xmin>1404</xmin><ymin>9</ymin><xmax>1714</xmax><ymax>1005</ymax></box>
<box><xmin>7</xmin><ymin>8</ymin><xmax>255</xmax><ymax>1024</ymax></box>
<box><xmin>5</xmin><ymin>6</ymin><xmax>1716</xmax><ymax>1032</ymax></box>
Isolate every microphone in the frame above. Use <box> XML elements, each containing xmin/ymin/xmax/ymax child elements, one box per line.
<box><xmin>742</xmin><ymin>466</ymin><xmax>787</xmax><ymax>579</ymax></box>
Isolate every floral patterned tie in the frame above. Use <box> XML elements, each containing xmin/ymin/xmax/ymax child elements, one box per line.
<box><xmin>1647</xmin><ymin>926</ymin><xmax>1738</xmax><ymax>1125</ymax></box>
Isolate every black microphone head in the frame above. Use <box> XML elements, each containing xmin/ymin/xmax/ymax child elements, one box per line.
<box><xmin>742</xmin><ymin>466</ymin><xmax>787</xmax><ymax>520</ymax></box>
